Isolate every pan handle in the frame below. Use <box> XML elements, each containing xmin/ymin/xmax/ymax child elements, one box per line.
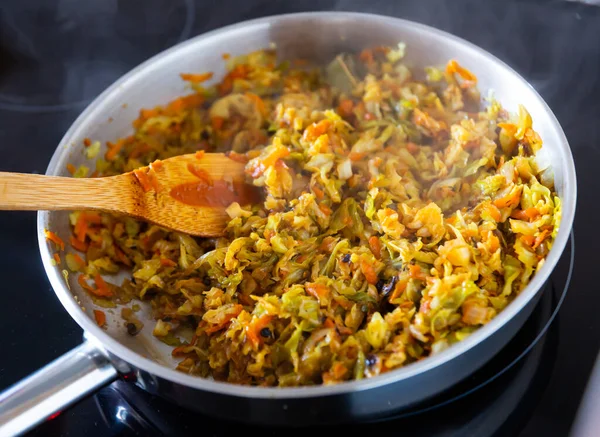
<box><xmin>0</xmin><ymin>340</ymin><xmax>118</xmax><ymax>436</ymax></box>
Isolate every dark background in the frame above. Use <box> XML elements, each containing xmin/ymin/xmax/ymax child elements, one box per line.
<box><xmin>0</xmin><ymin>1</ymin><xmax>599</xmax><ymax>436</ymax></box>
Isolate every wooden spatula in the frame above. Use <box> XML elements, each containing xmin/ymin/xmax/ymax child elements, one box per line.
<box><xmin>0</xmin><ymin>153</ymin><xmax>261</xmax><ymax>237</ymax></box>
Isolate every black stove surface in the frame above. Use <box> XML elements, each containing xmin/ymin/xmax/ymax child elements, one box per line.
<box><xmin>0</xmin><ymin>1</ymin><xmax>598</xmax><ymax>436</ymax></box>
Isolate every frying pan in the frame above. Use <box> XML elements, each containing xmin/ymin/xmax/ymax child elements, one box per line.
<box><xmin>0</xmin><ymin>12</ymin><xmax>577</xmax><ymax>436</ymax></box>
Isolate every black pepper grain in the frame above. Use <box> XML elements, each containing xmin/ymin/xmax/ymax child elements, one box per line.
<box><xmin>342</xmin><ymin>254</ymin><xmax>351</xmax><ymax>263</ymax></box>
<box><xmin>260</xmin><ymin>327</ymin><xmax>272</xmax><ymax>338</ymax></box>
<box><xmin>126</xmin><ymin>323</ymin><xmax>139</xmax><ymax>336</ymax></box>
<box><xmin>365</xmin><ymin>354</ymin><xmax>378</xmax><ymax>367</ymax></box>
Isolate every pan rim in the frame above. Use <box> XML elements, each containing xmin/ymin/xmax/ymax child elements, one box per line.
<box><xmin>37</xmin><ymin>11</ymin><xmax>576</xmax><ymax>399</ymax></box>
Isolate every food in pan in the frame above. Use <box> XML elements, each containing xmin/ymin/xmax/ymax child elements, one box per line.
<box><xmin>57</xmin><ymin>44</ymin><xmax>561</xmax><ymax>386</ymax></box>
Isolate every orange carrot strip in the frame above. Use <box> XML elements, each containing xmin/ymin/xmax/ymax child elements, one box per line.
<box><xmin>446</xmin><ymin>60</ymin><xmax>477</xmax><ymax>87</ymax></box>
<box><xmin>521</xmin><ymin>235</ymin><xmax>536</xmax><ymax>247</ymax></box>
<box><xmin>533</xmin><ymin>229</ymin><xmax>551</xmax><ymax>250</ymax></box>
<box><xmin>72</xmin><ymin>253</ymin><xmax>86</xmax><ymax>267</ymax></box>
<box><xmin>105</xmin><ymin>140</ymin><xmax>124</xmax><ymax>161</ymax></box>
<box><xmin>368</xmin><ymin>236</ymin><xmax>382</xmax><ymax>259</ymax></box>
<box><xmin>312</xmin><ymin>186</ymin><xmax>325</xmax><ymax>200</ymax></box>
<box><xmin>360</xmin><ymin>260</ymin><xmax>379</xmax><ymax>285</ymax></box>
<box><xmin>78</xmin><ymin>274</ymin><xmax>95</xmax><ymax>292</ymax></box>
<box><xmin>83</xmin><ymin>138</ymin><xmax>92</xmax><ymax>147</ymax></box>
<box><xmin>409</xmin><ymin>264</ymin><xmax>426</xmax><ymax>280</ymax></box>
<box><xmin>180</xmin><ymin>72</ymin><xmax>214</xmax><ymax>83</ymax></box>
<box><xmin>195</xmin><ymin>150</ymin><xmax>205</xmax><ymax>160</ymax></box>
<box><xmin>113</xmin><ymin>245</ymin><xmax>132</xmax><ymax>267</ymax></box>
<box><xmin>94</xmin><ymin>310</ymin><xmax>106</xmax><ymax>327</ymax></box>
<box><xmin>511</xmin><ymin>207</ymin><xmax>541</xmax><ymax>222</ymax></box>
<box><xmin>66</xmin><ymin>163</ymin><xmax>76</xmax><ymax>175</ymax></box>
<box><xmin>44</xmin><ymin>230</ymin><xmax>65</xmax><ymax>251</ymax></box>
<box><xmin>53</xmin><ymin>253</ymin><xmax>61</xmax><ymax>264</ymax></box>
<box><xmin>246</xmin><ymin>314</ymin><xmax>274</xmax><ymax>348</ymax></box>
<box><xmin>319</xmin><ymin>203</ymin><xmax>333</xmax><ymax>216</ymax></box>
<box><xmin>93</xmin><ymin>274</ymin><xmax>113</xmax><ymax>297</ymax></box>
<box><xmin>160</xmin><ymin>258</ymin><xmax>177</xmax><ymax>267</ymax></box>
<box><xmin>303</xmin><ymin>119</ymin><xmax>331</xmax><ymax>141</ymax></box>
<box><xmin>70</xmin><ymin>236</ymin><xmax>88</xmax><ymax>252</ymax></box>
<box><xmin>306</xmin><ymin>283</ymin><xmax>330</xmax><ymax>300</ymax></box>
<box><xmin>204</xmin><ymin>305</ymin><xmax>243</xmax><ymax>334</ymax></box>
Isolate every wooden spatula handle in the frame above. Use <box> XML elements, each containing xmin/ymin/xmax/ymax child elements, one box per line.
<box><xmin>0</xmin><ymin>172</ymin><xmax>128</xmax><ymax>212</ymax></box>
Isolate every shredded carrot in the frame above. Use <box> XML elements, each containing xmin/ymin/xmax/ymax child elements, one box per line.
<box><xmin>349</xmin><ymin>152</ymin><xmax>366</xmax><ymax>162</ymax></box>
<box><xmin>368</xmin><ymin>236</ymin><xmax>382</xmax><ymax>259</ymax></box>
<box><xmin>360</xmin><ymin>260</ymin><xmax>379</xmax><ymax>285</ymax></box>
<box><xmin>113</xmin><ymin>245</ymin><xmax>132</xmax><ymax>267</ymax></box>
<box><xmin>493</xmin><ymin>187</ymin><xmax>522</xmax><ymax>209</ymax></box>
<box><xmin>521</xmin><ymin>235</ymin><xmax>536</xmax><ymax>247</ymax></box>
<box><xmin>258</xmin><ymin>144</ymin><xmax>290</xmax><ymax>170</ymax></box>
<box><xmin>306</xmin><ymin>283</ymin><xmax>330</xmax><ymax>301</ymax></box>
<box><xmin>180</xmin><ymin>72</ymin><xmax>214</xmax><ymax>83</ymax></box>
<box><xmin>93</xmin><ymin>274</ymin><xmax>113</xmax><ymax>297</ymax></box>
<box><xmin>319</xmin><ymin>236</ymin><xmax>337</xmax><ymax>252</ymax></box>
<box><xmin>72</xmin><ymin>253</ymin><xmax>86</xmax><ymax>268</ymax></box>
<box><xmin>160</xmin><ymin>258</ymin><xmax>177</xmax><ymax>267</ymax></box>
<box><xmin>498</xmin><ymin>122</ymin><xmax>517</xmax><ymax>137</ymax></box>
<box><xmin>409</xmin><ymin>264</ymin><xmax>426</xmax><ymax>280</ymax></box>
<box><xmin>105</xmin><ymin>140</ymin><xmax>124</xmax><ymax>161</ymax></box>
<box><xmin>205</xmin><ymin>304</ymin><xmax>243</xmax><ymax>333</ymax></box>
<box><xmin>511</xmin><ymin>207</ymin><xmax>540</xmax><ymax>221</ymax></box>
<box><xmin>165</xmin><ymin>94</ymin><xmax>204</xmax><ymax>115</ymax></box>
<box><xmin>78</xmin><ymin>274</ymin><xmax>94</xmax><ymax>292</ymax></box>
<box><xmin>319</xmin><ymin>203</ymin><xmax>333</xmax><ymax>216</ymax></box>
<box><xmin>533</xmin><ymin>229</ymin><xmax>551</xmax><ymax>250</ymax></box>
<box><xmin>217</xmin><ymin>64</ymin><xmax>251</xmax><ymax>95</ymax></box>
<box><xmin>94</xmin><ymin>310</ymin><xmax>106</xmax><ymax>327</ymax></box>
<box><xmin>66</xmin><ymin>163</ymin><xmax>76</xmax><ymax>175</ymax></box>
<box><xmin>303</xmin><ymin>119</ymin><xmax>331</xmax><ymax>141</ymax></box>
<box><xmin>53</xmin><ymin>253</ymin><xmax>61</xmax><ymax>264</ymax></box>
<box><xmin>312</xmin><ymin>185</ymin><xmax>325</xmax><ymax>200</ymax></box>
<box><xmin>482</xmin><ymin>203</ymin><xmax>502</xmax><ymax>222</ymax></box>
<box><xmin>83</xmin><ymin>138</ymin><xmax>92</xmax><ymax>147</ymax></box>
<box><xmin>133</xmin><ymin>169</ymin><xmax>152</xmax><ymax>192</ymax></box>
<box><xmin>389</xmin><ymin>278</ymin><xmax>409</xmax><ymax>301</ymax></box>
<box><xmin>222</xmin><ymin>53</ymin><xmax>230</xmax><ymax>60</ymax></box>
<box><xmin>446</xmin><ymin>59</ymin><xmax>477</xmax><ymax>87</ymax></box>
<box><xmin>332</xmin><ymin>362</ymin><xmax>348</xmax><ymax>379</ymax></box>
<box><xmin>406</xmin><ymin>142</ymin><xmax>419</xmax><ymax>154</ymax></box>
<box><xmin>195</xmin><ymin>150</ymin><xmax>205</xmax><ymax>160</ymax></box>
<box><xmin>70</xmin><ymin>235</ymin><xmax>88</xmax><ymax>252</ymax></box>
<box><xmin>246</xmin><ymin>314</ymin><xmax>274</xmax><ymax>348</ymax></box>
<box><xmin>74</xmin><ymin>218</ymin><xmax>88</xmax><ymax>243</ymax></box>
<box><xmin>44</xmin><ymin>230</ymin><xmax>65</xmax><ymax>251</ymax></box>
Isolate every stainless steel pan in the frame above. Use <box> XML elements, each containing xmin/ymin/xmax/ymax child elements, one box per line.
<box><xmin>0</xmin><ymin>12</ymin><xmax>577</xmax><ymax>436</ymax></box>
